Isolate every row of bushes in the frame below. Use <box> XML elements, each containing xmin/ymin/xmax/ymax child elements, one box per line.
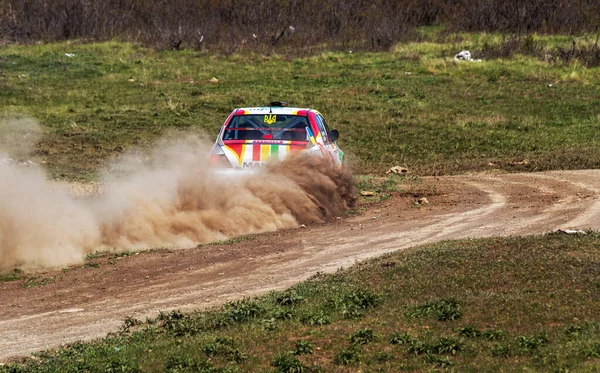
<box><xmin>1</xmin><ymin>0</ymin><xmax>599</xmax><ymax>52</ymax></box>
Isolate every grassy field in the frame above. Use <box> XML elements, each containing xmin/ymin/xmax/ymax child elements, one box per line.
<box><xmin>1</xmin><ymin>33</ymin><xmax>599</xmax><ymax>179</ymax></box>
<box><xmin>2</xmin><ymin>35</ymin><xmax>600</xmax><ymax>371</ymax></box>
<box><xmin>2</xmin><ymin>233</ymin><xmax>600</xmax><ymax>372</ymax></box>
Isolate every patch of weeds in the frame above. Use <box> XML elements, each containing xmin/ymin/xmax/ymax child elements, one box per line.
<box><xmin>270</xmin><ymin>309</ymin><xmax>294</xmax><ymax>321</ymax></box>
<box><xmin>307</xmin><ymin>363</ymin><xmax>325</xmax><ymax>373</ymax></box>
<box><xmin>23</xmin><ymin>275</ymin><xmax>55</xmax><ymax>288</ymax></box>
<box><xmin>300</xmin><ymin>311</ymin><xmax>331</xmax><ymax>326</ymax></box>
<box><xmin>108</xmin><ymin>251</ymin><xmax>133</xmax><ymax>264</ymax></box>
<box><xmin>341</xmin><ymin>304</ymin><xmax>366</xmax><ymax>319</ymax></box>
<box><xmin>381</xmin><ymin>176</ymin><xmax>401</xmax><ymax>192</ymax></box>
<box><xmin>222</xmin><ymin>299</ymin><xmax>266</xmax><ymax>323</ymax></box>
<box><xmin>156</xmin><ymin>310</ymin><xmax>202</xmax><ymax>337</ymax></box>
<box><xmin>350</xmin><ymin>328</ymin><xmax>378</xmax><ymax>345</ymax></box>
<box><xmin>491</xmin><ymin>342</ymin><xmax>512</xmax><ymax>358</ymax></box>
<box><xmin>271</xmin><ymin>352</ymin><xmax>307</xmax><ymax>373</ymax></box>
<box><xmin>564</xmin><ymin>324</ymin><xmax>586</xmax><ymax>338</ymax></box>
<box><xmin>293</xmin><ymin>340</ymin><xmax>314</xmax><ymax>355</ymax></box>
<box><xmin>532</xmin><ymin>351</ymin><xmax>559</xmax><ymax>366</ymax></box>
<box><xmin>564</xmin><ymin>322</ymin><xmax>598</xmax><ymax>339</ymax></box>
<box><xmin>226</xmin><ymin>349</ymin><xmax>248</xmax><ymax>365</ymax></box>
<box><xmin>515</xmin><ymin>333</ymin><xmax>549</xmax><ymax>352</ymax></box>
<box><xmin>490</xmin><ymin>343</ymin><xmax>512</xmax><ymax>358</ymax></box>
<box><xmin>203</xmin><ymin>337</ymin><xmax>248</xmax><ymax>364</ymax></box>
<box><xmin>104</xmin><ymin>359</ymin><xmax>144</xmax><ymax>373</ymax></box>
<box><xmin>389</xmin><ymin>332</ymin><xmax>416</xmax><ymax>346</ymax></box>
<box><xmin>207</xmin><ymin>313</ymin><xmax>233</xmax><ymax>329</ymax></box>
<box><xmin>407</xmin><ymin>341</ymin><xmax>429</xmax><ymax>355</ymax></box>
<box><xmin>457</xmin><ymin>326</ymin><xmax>482</xmax><ymax>338</ymax></box>
<box><xmin>578</xmin><ymin>342</ymin><xmax>600</xmax><ymax>358</ymax></box>
<box><xmin>405</xmin><ymin>336</ymin><xmax>464</xmax><ymax>356</ymax></box>
<box><xmin>203</xmin><ymin>337</ymin><xmax>235</xmax><ymax>356</ymax></box>
<box><xmin>483</xmin><ymin>329</ymin><xmax>506</xmax><ymax>341</ymax></box>
<box><xmin>424</xmin><ymin>353</ymin><xmax>454</xmax><ymax>368</ymax></box>
<box><xmin>164</xmin><ymin>356</ymin><xmax>215</xmax><ymax>372</ymax></box>
<box><xmin>332</xmin><ymin>289</ymin><xmax>381</xmax><ymax>319</ymax></box>
<box><xmin>354</xmin><ymin>175</ymin><xmax>402</xmax><ymax>197</ymax></box>
<box><xmin>261</xmin><ymin>318</ymin><xmax>277</xmax><ymax>331</ymax></box>
<box><xmin>120</xmin><ymin>316</ymin><xmax>142</xmax><ymax>334</ymax></box>
<box><xmin>213</xmin><ymin>235</ymin><xmax>254</xmax><ymax>246</ymax></box>
<box><xmin>341</xmin><ymin>289</ymin><xmax>380</xmax><ymax>308</ymax></box>
<box><xmin>378</xmin><ymin>193</ymin><xmax>392</xmax><ymax>202</ymax></box>
<box><xmin>431</xmin><ymin>337</ymin><xmax>464</xmax><ymax>355</ymax></box>
<box><xmin>374</xmin><ymin>351</ymin><xmax>393</xmax><ymax>362</ymax></box>
<box><xmin>85</xmin><ymin>250</ymin><xmax>110</xmax><ymax>261</ymax></box>
<box><xmin>333</xmin><ymin>345</ymin><xmax>362</xmax><ymax>366</ymax></box>
<box><xmin>114</xmin><ymin>251</ymin><xmax>133</xmax><ymax>258</ymax></box>
<box><xmin>274</xmin><ymin>290</ymin><xmax>304</xmax><ymax>306</ymax></box>
<box><xmin>83</xmin><ymin>262</ymin><xmax>101</xmax><ymax>268</ymax></box>
<box><xmin>409</xmin><ymin>298</ymin><xmax>462</xmax><ymax>321</ymax></box>
<box><xmin>553</xmin><ymin>366</ymin><xmax>574</xmax><ymax>373</ymax></box>
<box><xmin>0</xmin><ymin>268</ymin><xmax>24</xmax><ymax>282</ymax></box>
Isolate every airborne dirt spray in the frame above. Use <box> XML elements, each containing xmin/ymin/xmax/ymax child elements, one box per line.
<box><xmin>0</xmin><ymin>125</ymin><xmax>355</xmax><ymax>270</ymax></box>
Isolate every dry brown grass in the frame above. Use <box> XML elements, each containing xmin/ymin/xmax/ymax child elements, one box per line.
<box><xmin>1</xmin><ymin>0</ymin><xmax>599</xmax><ymax>54</ymax></box>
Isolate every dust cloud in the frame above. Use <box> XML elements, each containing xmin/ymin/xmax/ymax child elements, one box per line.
<box><xmin>0</xmin><ymin>127</ymin><xmax>355</xmax><ymax>270</ymax></box>
<box><xmin>0</xmin><ymin>117</ymin><xmax>41</xmax><ymax>159</ymax></box>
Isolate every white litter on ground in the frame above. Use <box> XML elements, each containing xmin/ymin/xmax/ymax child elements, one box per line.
<box><xmin>454</xmin><ymin>50</ymin><xmax>482</xmax><ymax>62</ymax></box>
<box><xmin>555</xmin><ymin>229</ymin><xmax>587</xmax><ymax>235</ymax></box>
<box><xmin>386</xmin><ymin>166</ymin><xmax>409</xmax><ymax>175</ymax></box>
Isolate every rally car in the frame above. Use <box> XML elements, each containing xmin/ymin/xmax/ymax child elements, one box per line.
<box><xmin>209</xmin><ymin>102</ymin><xmax>344</xmax><ymax>170</ymax></box>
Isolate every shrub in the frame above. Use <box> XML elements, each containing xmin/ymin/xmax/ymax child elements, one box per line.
<box><xmin>483</xmin><ymin>329</ymin><xmax>506</xmax><ymax>341</ymax></box>
<box><xmin>202</xmin><ymin>337</ymin><xmax>248</xmax><ymax>363</ymax></box>
<box><xmin>164</xmin><ymin>356</ymin><xmax>215</xmax><ymax>372</ymax></box>
<box><xmin>271</xmin><ymin>353</ymin><xmax>307</xmax><ymax>373</ymax></box>
<box><xmin>275</xmin><ymin>291</ymin><xmax>304</xmax><ymax>306</ymax></box>
<box><xmin>515</xmin><ymin>333</ymin><xmax>549</xmax><ymax>351</ymax></box>
<box><xmin>491</xmin><ymin>342</ymin><xmax>512</xmax><ymax>358</ymax></box>
<box><xmin>333</xmin><ymin>345</ymin><xmax>361</xmax><ymax>365</ymax></box>
<box><xmin>431</xmin><ymin>337</ymin><xmax>463</xmax><ymax>355</ymax></box>
<box><xmin>156</xmin><ymin>310</ymin><xmax>202</xmax><ymax>337</ymax></box>
<box><xmin>300</xmin><ymin>311</ymin><xmax>331</xmax><ymax>326</ymax></box>
<box><xmin>350</xmin><ymin>328</ymin><xmax>378</xmax><ymax>345</ymax></box>
<box><xmin>457</xmin><ymin>326</ymin><xmax>482</xmax><ymax>338</ymax></box>
<box><xmin>410</xmin><ymin>298</ymin><xmax>462</xmax><ymax>321</ymax></box>
<box><xmin>424</xmin><ymin>353</ymin><xmax>454</xmax><ymax>368</ymax></box>
<box><xmin>331</xmin><ymin>289</ymin><xmax>381</xmax><ymax>319</ymax></box>
<box><xmin>222</xmin><ymin>299</ymin><xmax>266</xmax><ymax>323</ymax></box>
<box><xmin>293</xmin><ymin>340</ymin><xmax>314</xmax><ymax>355</ymax></box>
<box><xmin>389</xmin><ymin>332</ymin><xmax>416</xmax><ymax>345</ymax></box>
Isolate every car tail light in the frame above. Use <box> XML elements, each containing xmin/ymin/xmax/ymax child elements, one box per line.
<box><xmin>209</xmin><ymin>154</ymin><xmax>231</xmax><ymax>168</ymax></box>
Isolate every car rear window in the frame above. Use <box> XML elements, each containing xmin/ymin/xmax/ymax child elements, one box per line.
<box><xmin>223</xmin><ymin>115</ymin><xmax>309</xmax><ymax>141</ymax></box>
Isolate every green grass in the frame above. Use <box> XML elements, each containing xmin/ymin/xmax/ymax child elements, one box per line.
<box><xmin>1</xmin><ymin>35</ymin><xmax>599</xmax><ymax>179</ymax></box>
<box><xmin>0</xmin><ymin>268</ymin><xmax>24</xmax><ymax>282</ymax></box>
<box><xmin>3</xmin><ymin>233</ymin><xmax>600</xmax><ymax>372</ymax></box>
<box><xmin>0</xmin><ymin>268</ymin><xmax>56</xmax><ymax>288</ymax></box>
<box><xmin>2</xmin><ymin>34</ymin><xmax>600</xmax><ymax>371</ymax></box>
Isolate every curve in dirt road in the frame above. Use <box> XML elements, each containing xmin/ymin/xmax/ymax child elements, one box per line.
<box><xmin>2</xmin><ymin>170</ymin><xmax>600</xmax><ymax>361</ymax></box>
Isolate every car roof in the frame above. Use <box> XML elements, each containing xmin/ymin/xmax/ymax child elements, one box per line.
<box><xmin>236</xmin><ymin>107</ymin><xmax>311</xmax><ymax>115</ymax></box>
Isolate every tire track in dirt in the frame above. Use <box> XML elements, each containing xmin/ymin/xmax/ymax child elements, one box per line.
<box><xmin>2</xmin><ymin>170</ymin><xmax>600</xmax><ymax>361</ymax></box>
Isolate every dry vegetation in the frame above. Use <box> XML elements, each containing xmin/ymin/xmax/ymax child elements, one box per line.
<box><xmin>1</xmin><ymin>0</ymin><xmax>599</xmax><ymax>54</ymax></box>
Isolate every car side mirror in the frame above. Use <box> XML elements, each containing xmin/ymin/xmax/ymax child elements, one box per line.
<box><xmin>330</xmin><ymin>129</ymin><xmax>339</xmax><ymax>142</ymax></box>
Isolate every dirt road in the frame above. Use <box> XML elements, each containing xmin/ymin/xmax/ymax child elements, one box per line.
<box><xmin>2</xmin><ymin>170</ymin><xmax>600</xmax><ymax>361</ymax></box>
